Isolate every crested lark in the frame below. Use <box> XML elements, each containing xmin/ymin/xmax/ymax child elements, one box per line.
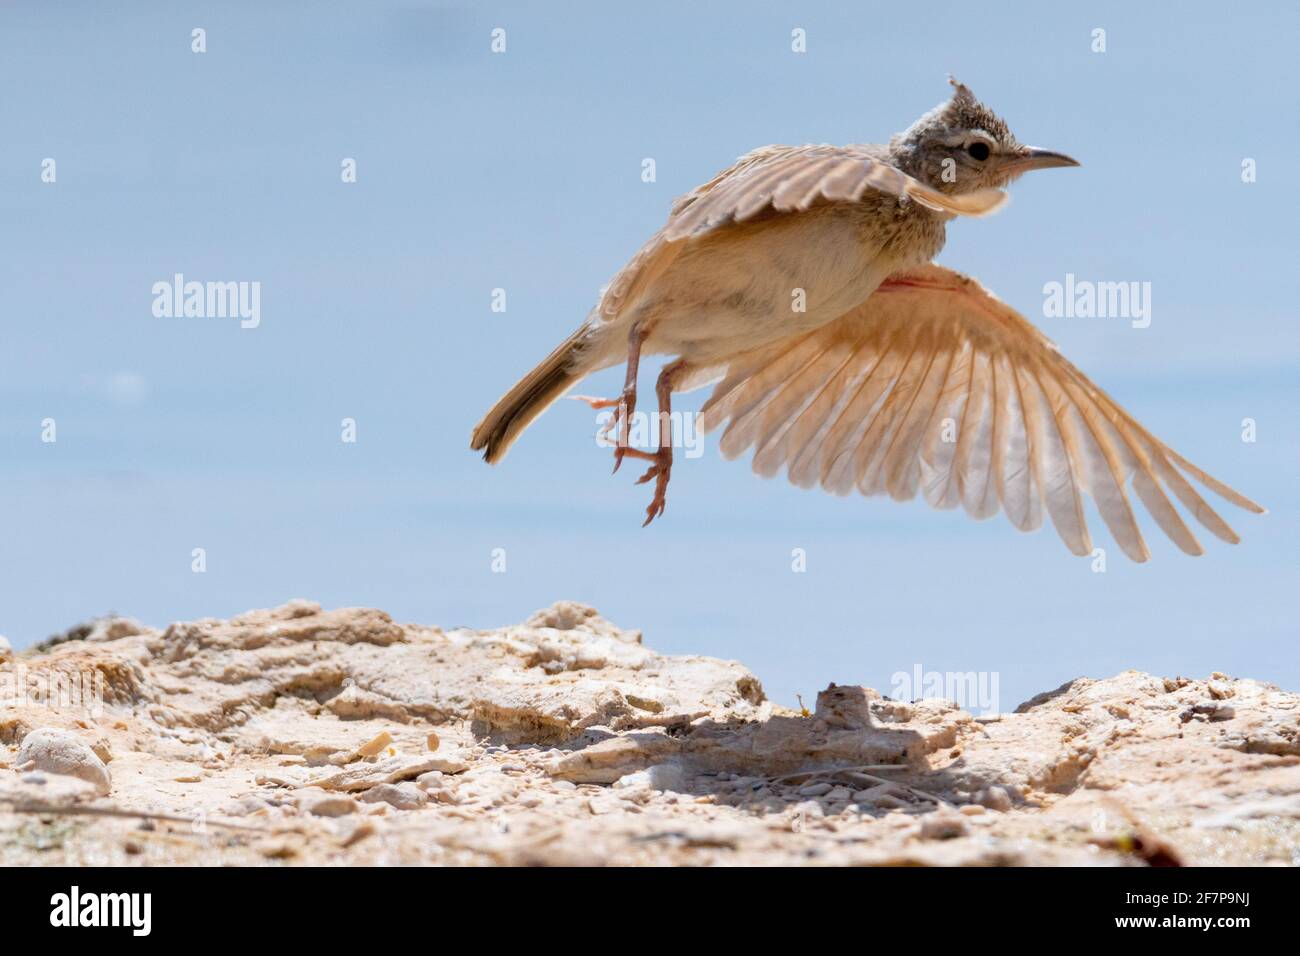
<box><xmin>471</xmin><ymin>80</ymin><xmax>1262</xmax><ymax>560</ymax></box>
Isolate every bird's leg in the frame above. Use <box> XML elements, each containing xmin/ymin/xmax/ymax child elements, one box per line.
<box><xmin>625</xmin><ymin>358</ymin><xmax>686</xmax><ymax>526</ymax></box>
<box><xmin>611</xmin><ymin>324</ymin><xmax>647</xmax><ymax>473</ymax></box>
<box><xmin>573</xmin><ymin>323</ymin><xmax>647</xmax><ymax>473</ymax></box>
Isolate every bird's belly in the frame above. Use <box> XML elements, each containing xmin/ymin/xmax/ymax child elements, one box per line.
<box><xmin>641</xmin><ymin>208</ymin><xmax>898</xmax><ymax>362</ymax></box>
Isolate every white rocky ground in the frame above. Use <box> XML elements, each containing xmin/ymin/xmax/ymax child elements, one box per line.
<box><xmin>1</xmin><ymin>600</ymin><xmax>1297</xmax><ymax>865</ymax></box>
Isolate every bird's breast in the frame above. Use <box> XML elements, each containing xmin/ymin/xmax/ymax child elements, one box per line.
<box><xmin>640</xmin><ymin>202</ymin><xmax>933</xmax><ymax>362</ymax></box>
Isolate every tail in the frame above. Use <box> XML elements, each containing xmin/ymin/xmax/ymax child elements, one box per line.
<box><xmin>470</xmin><ymin>330</ymin><xmax>587</xmax><ymax>464</ymax></box>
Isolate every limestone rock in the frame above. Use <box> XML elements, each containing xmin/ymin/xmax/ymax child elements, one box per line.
<box><xmin>307</xmin><ymin>753</ymin><xmax>463</xmax><ymax>792</ymax></box>
<box><xmin>0</xmin><ymin>600</ymin><xmax>1296</xmax><ymax>866</ymax></box>
<box><xmin>295</xmin><ymin>789</ymin><xmax>360</xmax><ymax>817</ymax></box>
<box><xmin>613</xmin><ymin>762</ymin><xmax>689</xmax><ymax>793</ymax></box>
<box><xmin>15</xmin><ymin>728</ymin><xmax>112</xmax><ymax>796</ymax></box>
<box><xmin>359</xmin><ymin>782</ymin><xmax>427</xmax><ymax>810</ymax></box>
<box><xmin>0</xmin><ymin>769</ymin><xmax>101</xmax><ymax>806</ymax></box>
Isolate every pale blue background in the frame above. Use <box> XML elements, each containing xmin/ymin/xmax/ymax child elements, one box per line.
<box><xmin>1</xmin><ymin>2</ymin><xmax>1295</xmax><ymax>709</ymax></box>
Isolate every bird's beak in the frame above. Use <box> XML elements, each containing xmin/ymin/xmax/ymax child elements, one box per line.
<box><xmin>1001</xmin><ymin>146</ymin><xmax>1081</xmax><ymax>174</ymax></box>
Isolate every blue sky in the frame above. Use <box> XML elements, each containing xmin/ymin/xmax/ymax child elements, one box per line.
<box><xmin>1</xmin><ymin>1</ymin><xmax>1295</xmax><ymax>710</ymax></box>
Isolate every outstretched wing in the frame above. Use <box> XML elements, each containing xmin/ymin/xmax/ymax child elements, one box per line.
<box><xmin>700</xmin><ymin>263</ymin><xmax>1263</xmax><ymax>561</ymax></box>
<box><xmin>596</xmin><ymin>145</ymin><xmax>1007</xmax><ymax>322</ymax></box>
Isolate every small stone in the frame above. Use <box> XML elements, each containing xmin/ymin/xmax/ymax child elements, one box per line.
<box><xmin>825</xmin><ymin>786</ymin><xmax>852</xmax><ymax>801</ymax></box>
<box><xmin>920</xmin><ymin>813</ymin><xmax>968</xmax><ymax>840</ymax></box>
<box><xmin>980</xmin><ymin>786</ymin><xmax>1013</xmax><ymax>812</ymax></box>
<box><xmin>613</xmin><ymin>762</ymin><xmax>688</xmax><ymax>793</ymax></box>
<box><xmin>89</xmin><ymin>738</ymin><xmax>114</xmax><ymax>764</ymax></box>
<box><xmin>426</xmin><ymin>731</ymin><xmax>440</xmax><ymax>752</ymax></box>
<box><xmin>356</xmin><ymin>730</ymin><xmax>393</xmax><ymax>758</ymax></box>
<box><xmin>1207</xmin><ymin>680</ymin><xmax>1231</xmax><ymax>700</ymax></box>
<box><xmin>358</xmin><ymin>782</ymin><xmax>427</xmax><ymax>810</ymax></box>
<box><xmin>415</xmin><ymin>770</ymin><xmax>445</xmax><ymax>790</ymax></box>
<box><xmin>295</xmin><ymin>791</ymin><xmax>360</xmax><ymax>817</ymax></box>
<box><xmin>309</xmin><ymin>751</ymin><xmax>467</xmax><ymax>791</ymax></box>
<box><xmin>852</xmin><ymin>784</ymin><xmax>895</xmax><ymax>804</ymax></box>
<box><xmin>797</xmin><ymin>781</ymin><xmax>833</xmax><ymax>797</ymax></box>
<box><xmin>225</xmin><ymin>796</ymin><xmax>273</xmax><ymax>817</ymax></box>
<box><xmin>958</xmin><ymin>803</ymin><xmax>986</xmax><ymax>816</ymax></box>
<box><xmin>553</xmin><ymin>780</ymin><xmax>577</xmax><ymax>791</ymax></box>
<box><xmin>16</xmin><ymin>728</ymin><xmax>112</xmax><ymax>796</ymax></box>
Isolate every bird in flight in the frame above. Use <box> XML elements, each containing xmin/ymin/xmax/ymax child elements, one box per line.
<box><xmin>471</xmin><ymin>79</ymin><xmax>1261</xmax><ymax>560</ymax></box>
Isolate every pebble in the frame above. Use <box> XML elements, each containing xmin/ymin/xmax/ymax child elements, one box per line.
<box><xmin>980</xmin><ymin>786</ymin><xmax>1013</xmax><ymax>812</ymax></box>
<box><xmin>958</xmin><ymin>803</ymin><xmax>986</xmax><ymax>816</ymax></box>
<box><xmin>225</xmin><ymin>796</ymin><xmax>273</xmax><ymax>817</ymax></box>
<box><xmin>356</xmin><ymin>731</ymin><xmax>394</xmax><ymax>758</ymax></box>
<box><xmin>920</xmin><ymin>813</ymin><xmax>968</xmax><ymax>840</ymax></box>
<box><xmin>359</xmin><ymin>782</ymin><xmax>428</xmax><ymax>810</ymax></box>
<box><xmin>797</xmin><ymin>781</ymin><xmax>833</xmax><ymax>797</ymax></box>
<box><xmin>825</xmin><ymin>786</ymin><xmax>853</xmax><ymax>801</ymax></box>
<box><xmin>852</xmin><ymin>784</ymin><xmax>895</xmax><ymax>803</ymax></box>
<box><xmin>613</xmin><ymin>762</ymin><xmax>687</xmax><ymax>793</ymax></box>
<box><xmin>415</xmin><ymin>770</ymin><xmax>445</xmax><ymax>790</ymax></box>
<box><xmin>17</xmin><ymin>727</ymin><xmax>112</xmax><ymax>796</ymax></box>
<box><xmin>296</xmin><ymin>791</ymin><xmax>360</xmax><ymax>817</ymax></box>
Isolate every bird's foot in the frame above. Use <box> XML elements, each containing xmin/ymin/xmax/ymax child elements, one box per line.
<box><xmin>573</xmin><ymin>389</ymin><xmax>638</xmax><ymax>472</ymax></box>
<box><xmin>618</xmin><ymin>447</ymin><xmax>672</xmax><ymax>526</ymax></box>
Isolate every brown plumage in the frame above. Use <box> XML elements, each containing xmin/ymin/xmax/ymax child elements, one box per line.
<box><xmin>471</xmin><ymin>79</ymin><xmax>1263</xmax><ymax>555</ymax></box>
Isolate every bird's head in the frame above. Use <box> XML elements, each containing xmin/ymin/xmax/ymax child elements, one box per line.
<box><xmin>891</xmin><ymin>78</ymin><xmax>1079</xmax><ymax>195</ymax></box>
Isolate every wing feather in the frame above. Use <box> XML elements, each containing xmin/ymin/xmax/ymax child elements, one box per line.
<box><xmin>599</xmin><ymin>145</ymin><xmax>1007</xmax><ymax>326</ymax></box>
<box><xmin>883</xmin><ymin>346</ymin><xmax>956</xmax><ymax>501</ymax></box>
<box><xmin>956</xmin><ymin>350</ymin><xmax>999</xmax><ymax>519</ymax></box>
<box><xmin>919</xmin><ymin>339</ymin><xmax>974</xmax><ymax>510</ymax></box>
<box><xmin>1018</xmin><ymin>365</ymin><xmax>1090</xmax><ymax>554</ymax></box>
<box><xmin>699</xmin><ymin>263</ymin><xmax>1260</xmax><ymax>559</ymax></box>
<box><xmin>993</xmin><ymin>352</ymin><xmax>1041</xmax><ymax>531</ymax></box>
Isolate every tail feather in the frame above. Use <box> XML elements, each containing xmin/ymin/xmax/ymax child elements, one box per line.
<box><xmin>471</xmin><ymin>331</ymin><xmax>586</xmax><ymax>464</ymax></box>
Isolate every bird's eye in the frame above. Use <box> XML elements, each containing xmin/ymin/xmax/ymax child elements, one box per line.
<box><xmin>966</xmin><ymin>141</ymin><xmax>991</xmax><ymax>161</ymax></box>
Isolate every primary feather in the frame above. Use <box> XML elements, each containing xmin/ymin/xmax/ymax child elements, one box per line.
<box><xmin>700</xmin><ymin>264</ymin><xmax>1264</xmax><ymax>560</ymax></box>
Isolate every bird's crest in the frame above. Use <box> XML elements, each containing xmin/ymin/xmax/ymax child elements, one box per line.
<box><xmin>899</xmin><ymin>77</ymin><xmax>1017</xmax><ymax>147</ymax></box>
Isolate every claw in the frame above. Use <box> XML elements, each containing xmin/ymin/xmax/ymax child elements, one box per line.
<box><xmin>635</xmin><ymin>462</ymin><xmax>663</xmax><ymax>485</ymax></box>
<box><xmin>633</xmin><ymin>449</ymin><xmax>672</xmax><ymax>526</ymax></box>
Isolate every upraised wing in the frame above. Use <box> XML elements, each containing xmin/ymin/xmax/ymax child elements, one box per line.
<box><xmin>596</xmin><ymin>146</ymin><xmax>1007</xmax><ymax>322</ymax></box>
